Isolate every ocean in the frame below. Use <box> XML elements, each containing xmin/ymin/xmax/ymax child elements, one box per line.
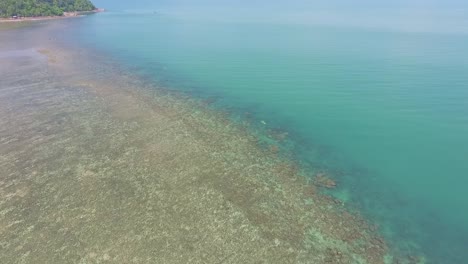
<box><xmin>74</xmin><ymin>11</ymin><xmax>468</xmax><ymax>263</ymax></box>
<box><xmin>1</xmin><ymin>8</ymin><xmax>468</xmax><ymax>263</ymax></box>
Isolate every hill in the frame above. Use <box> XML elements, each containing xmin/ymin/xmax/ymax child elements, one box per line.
<box><xmin>0</xmin><ymin>0</ymin><xmax>96</xmax><ymax>18</ymax></box>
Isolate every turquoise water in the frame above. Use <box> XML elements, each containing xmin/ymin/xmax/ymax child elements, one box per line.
<box><xmin>75</xmin><ymin>12</ymin><xmax>468</xmax><ymax>263</ymax></box>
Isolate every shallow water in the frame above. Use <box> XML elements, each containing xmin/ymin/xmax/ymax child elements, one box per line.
<box><xmin>71</xmin><ymin>12</ymin><xmax>468</xmax><ymax>263</ymax></box>
<box><xmin>0</xmin><ymin>21</ymin><xmax>392</xmax><ymax>264</ymax></box>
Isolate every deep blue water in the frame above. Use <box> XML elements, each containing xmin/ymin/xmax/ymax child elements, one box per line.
<box><xmin>71</xmin><ymin>11</ymin><xmax>468</xmax><ymax>263</ymax></box>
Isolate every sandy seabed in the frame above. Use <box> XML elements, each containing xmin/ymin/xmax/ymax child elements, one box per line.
<box><xmin>0</xmin><ymin>21</ymin><xmax>418</xmax><ymax>264</ymax></box>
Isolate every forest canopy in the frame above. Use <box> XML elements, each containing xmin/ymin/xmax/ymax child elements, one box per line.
<box><xmin>0</xmin><ymin>0</ymin><xmax>96</xmax><ymax>18</ymax></box>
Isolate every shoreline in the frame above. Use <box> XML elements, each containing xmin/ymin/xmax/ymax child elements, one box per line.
<box><xmin>0</xmin><ymin>9</ymin><xmax>104</xmax><ymax>23</ymax></box>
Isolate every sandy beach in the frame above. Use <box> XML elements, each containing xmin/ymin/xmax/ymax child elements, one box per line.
<box><xmin>0</xmin><ymin>16</ymin><xmax>73</xmax><ymax>23</ymax></box>
<box><xmin>0</xmin><ymin>21</ymin><xmax>410</xmax><ymax>264</ymax></box>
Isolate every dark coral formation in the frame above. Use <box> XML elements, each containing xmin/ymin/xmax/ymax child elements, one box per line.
<box><xmin>314</xmin><ymin>173</ymin><xmax>337</xmax><ymax>189</ymax></box>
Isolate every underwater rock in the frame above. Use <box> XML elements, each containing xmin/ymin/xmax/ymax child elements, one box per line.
<box><xmin>324</xmin><ymin>247</ymin><xmax>344</xmax><ymax>263</ymax></box>
<box><xmin>269</xmin><ymin>145</ymin><xmax>279</xmax><ymax>154</ymax></box>
<box><xmin>268</xmin><ymin>129</ymin><xmax>289</xmax><ymax>142</ymax></box>
<box><xmin>314</xmin><ymin>173</ymin><xmax>337</xmax><ymax>189</ymax></box>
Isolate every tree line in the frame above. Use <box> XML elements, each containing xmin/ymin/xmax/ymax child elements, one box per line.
<box><xmin>0</xmin><ymin>0</ymin><xmax>96</xmax><ymax>18</ymax></box>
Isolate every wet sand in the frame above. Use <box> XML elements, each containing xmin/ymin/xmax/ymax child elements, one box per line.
<box><xmin>0</xmin><ymin>22</ymin><xmax>402</xmax><ymax>264</ymax></box>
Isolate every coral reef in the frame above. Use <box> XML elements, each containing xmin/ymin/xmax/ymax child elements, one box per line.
<box><xmin>314</xmin><ymin>173</ymin><xmax>337</xmax><ymax>189</ymax></box>
<box><xmin>0</xmin><ymin>22</ymin><xmax>394</xmax><ymax>264</ymax></box>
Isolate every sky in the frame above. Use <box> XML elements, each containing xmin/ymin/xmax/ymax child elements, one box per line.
<box><xmin>92</xmin><ymin>0</ymin><xmax>468</xmax><ymax>10</ymax></box>
<box><xmin>92</xmin><ymin>0</ymin><xmax>468</xmax><ymax>33</ymax></box>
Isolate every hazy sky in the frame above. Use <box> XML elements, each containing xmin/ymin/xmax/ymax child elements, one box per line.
<box><xmin>93</xmin><ymin>0</ymin><xmax>468</xmax><ymax>10</ymax></box>
<box><xmin>92</xmin><ymin>0</ymin><xmax>468</xmax><ymax>33</ymax></box>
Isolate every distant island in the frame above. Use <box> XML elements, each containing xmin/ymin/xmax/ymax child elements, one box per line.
<box><xmin>0</xmin><ymin>0</ymin><xmax>98</xmax><ymax>18</ymax></box>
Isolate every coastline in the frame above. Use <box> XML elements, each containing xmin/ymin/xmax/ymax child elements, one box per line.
<box><xmin>0</xmin><ymin>9</ymin><xmax>104</xmax><ymax>23</ymax></box>
<box><xmin>0</xmin><ymin>20</ymin><xmax>415</xmax><ymax>264</ymax></box>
